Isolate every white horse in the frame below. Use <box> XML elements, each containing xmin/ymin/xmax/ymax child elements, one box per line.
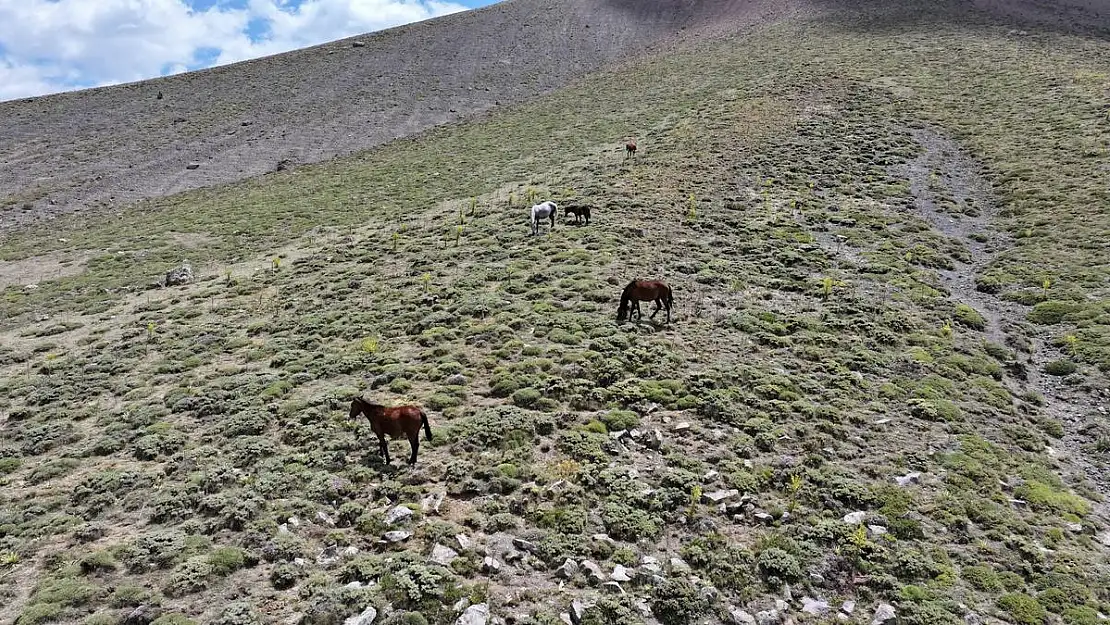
<box><xmin>530</xmin><ymin>201</ymin><xmax>558</xmax><ymax>236</ymax></box>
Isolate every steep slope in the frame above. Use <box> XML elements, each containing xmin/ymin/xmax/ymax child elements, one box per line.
<box><xmin>0</xmin><ymin>0</ymin><xmax>815</xmax><ymax>230</ymax></box>
<box><xmin>2</xmin><ymin>1</ymin><xmax>1110</xmax><ymax>624</ymax></box>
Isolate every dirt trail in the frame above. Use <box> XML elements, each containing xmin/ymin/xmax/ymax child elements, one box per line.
<box><xmin>897</xmin><ymin>126</ymin><xmax>1110</xmax><ymax>526</ymax></box>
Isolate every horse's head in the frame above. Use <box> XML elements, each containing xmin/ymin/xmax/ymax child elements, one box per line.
<box><xmin>349</xmin><ymin>397</ymin><xmax>365</xmax><ymax>419</ymax></box>
<box><xmin>616</xmin><ymin>303</ymin><xmax>628</xmax><ymax>322</ymax></box>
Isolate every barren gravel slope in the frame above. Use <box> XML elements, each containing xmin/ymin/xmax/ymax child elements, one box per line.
<box><xmin>1</xmin><ymin>0</ymin><xmax>1107</xmax><ymax>232</ymax></box>
<box><xmin>0</xmin><ymin>0</ymin><xmax>814</xmax><ymax>229</ymax></box>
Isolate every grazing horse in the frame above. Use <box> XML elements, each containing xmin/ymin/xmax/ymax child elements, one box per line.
<box><xmin>625</xmin><ymin>138</ymin><xmax>637</xmax><ymax>159</ymax></box>
<box><xmin>564</xmin><ymin>205</ymin><xmax>591</xmax><ymax>226</ymax></box>
<box><xmin>616</xmin><ymin>279</ymin><xmax>674</xmax><ymax>324</ymax></box>
<box><xmin>530</xmin><ymin>201</ymin><xmax>558</xmax><ymax>236</ymax></box>
<box><xmin>349</xmin><ymin>397</ymin><xmax>433</xmax><ymax>465</ymax></box>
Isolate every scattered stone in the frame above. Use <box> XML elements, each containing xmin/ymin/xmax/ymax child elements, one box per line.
<box><xmin>729</xmin><ymin>608</ymin><xmax>756</xmax><ymax>625</ymax></box>
<box><xmin>164</xmin><ymin>262</ymin><xmax>194</xmax><ymax>286</ymax></box>
<box><xmin>316</xmin><ymin>511</ymin><xmax>336</xmax><ymax>527</ymax></box>
<box><xmin>802</xmin><ymin>598</ymin><xmax>830</xmax><ymax>616</ymax></box>
<box><xmin>352</xmin><ymin>40</ymin><xmax>366</xmax><ymax>47</ymax></box>
<box><xmin>454</xmin><ymin>598</ymin><xmax>471</xmax><ymax>613</ymax></box>
<box><xmin>185</xmin><ymin>162</ymin><xmax>200</xmax><ymax>170</ymax></box>
<box><xmin>868</xmin><ymin>525</ymin><xmax>888</xmax><ymax>537</ymax></box>
<box><xmin>590</xmin><ymin>533</ymin><xmax>615</xmax><ymax>544</ymax></box>
<box><xmin>601</xmin><ymin>581</ymin><xmax>625</xmax><ymax>594</ymax></box>
<box><xmin>611</xmin><ymin>564</ymin><xmax>632</xmax><ymax>582</ymax></box>
<box><xmin>581</xmin><ymin>559</ymin><xmax>606</xmax><ymax>584</ymax></box>
<box><xmin>560</xmin><ymin>614</ymin><xmax>573</xmax><ymax>625</ymax></box>
<box><xmin>703</xmin><ymin>489</ymin><xmax>740</xmax><ymax>504</ymax></box>
<box><xmin>895</xmin><ymin>472</ymin><xmax>922</xmax><ymax>487</ymax></box>
<box><xmin>1066</xmin><ymin>522</ymin><xmax>1083</xmax><ymax>533</ymax></box>
<box><xmin>640</xmin><ymin>556</ymin><xmax>662</xmax><ymax>574</ymax></box>
<box><xmin>756</xmin><ymin>609</ymin><xmax>781</xmax><ymax>625</ymax></box>
<box><xmin>570</xmin><ymin>600</ymin><xmax>589</xmax><ymax>625</ymax></box>
<box><xmin>843</xmin><ymin>511</ymin><xmax>867</xmax><ymax>525</ymax></box>
<box><xmin>287</xmin><ymin>516</ymin><xmax>301</xmax><ymax>528</ymax></box>
<box><xmin>421</xmin><ymin>492</ymin><xmax>446</xmax><ymax>515</ymax></box>
<box><xmin>456</xmin><ymin>534</ymin><xmax>472</xmax><ymax>550</ymax></box>
<box><xmin>674</xmin><ymin>422</ymin><xmax>692</xmax><ymax>432</ymax></box>
<box><xmin>512</xmin><ymin>538</ymin><xmax>538</xmax><ymax>553</ymax></box>
<box><xmin>704</xmin><ymin>470</ymin><xmax>720</xmax><ymax>481</ymax></box>
<box><xmin>646</xmin><ymin>429</ymin><xmax>664</xmax><ymax>450</ymax></box>
<box><xmin>385</xmin><ymin>505</ymin><xmax>414</xmax><ymax>525</ymax></box>
<box><xmin>481</xmin><ymin>556</ymin><xmax>502</xmax><ymax>574</ymax></box>
<box><xmin>776</xmin><ymin>599</ymin><xmax>790</xmax><ymax>612</ymax></box>
<box><xmin>556</xmin><ymin>558</ymin><xmax>579</xmax><ymax>579</ymax></box>
<box><xmin>456</xmin><ymin>603</ymin><xmax>489</xmax><ymax>625</ymax></box>
<box><xmin>841</xmin><ymin>601</ymin><xmax>856</xmax><ymax>615</ymax></box>
<box><xmin>446</xmin><ymin>373</ymin><xmax>468</xmax><ymax>386</ymax></box>
<box><xmin>964</xmin><ymin>613</ymin><xmax>981</xmax><ymax>625</ymax></box>
<box><xmin>317</xmin><ymin>546</ymin><xmax>340</xmax><ymax>567</ymax></box>
<box><xmin>874</xmin><ymin>418</ymin><xmax>891</xmax><ymax>425</ymax></box>
<box><xmin>872</xmin><ymin>603</ymin><xmax>896</xmax><ymax>625</ymax></box>
<box><xmin>383</xmin><ymin>530</ymin><xmax>412</xmax><ymax>543</ymax></box>
<box><xmin>753</xmin><ymin>512</ymin><xmax>774</xmax><ymax>524</ymax></box>
<box><xmin>431</xmin><ymin>544</ymin><xmax>459</xmax><ymax>566</ymax></box>
<box><xmin>669</xmin><ymin>557</ymin><xmax>691</xmax><ymax>574</ymax></box>
<box><xmin>809</xmin><ymin>572</ymin><xmax>825</xmax><ymax>585</ymax></box>
<box><xmin>343</xmin><ymin>606</ymin><xmax>377</xmax><ymax>625</ymax></box>
<box><xmin>123</xmin><ymin>605</ymin><xmax>162</xmax><ymax>625</ymax></box>
<box><xmin>634</xmin><ymin>599</ymin><xmax>652</xmax><ymax>618</ymax></box>
<box><xmin>343</xmin><ymin>546</ymin><xmax>360</xmax><ymax>558</ymax></box>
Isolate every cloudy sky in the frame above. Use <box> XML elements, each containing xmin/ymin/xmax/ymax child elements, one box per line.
<box><xmin>0</xmin><ymin>0</ymin><xmax>495</xmax><ymax>102</ymax></box>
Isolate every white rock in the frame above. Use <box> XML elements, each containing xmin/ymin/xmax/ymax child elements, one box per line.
<box><xmin>872</xmin><ymin>603</ymin><xmax>896</xmax><ymax>625</ymax></box>
<box><xmin>421</xmin><ymin>492</ymin><xmax>446</xmax><ymax>514</ymax></box>
<box><xmin>343</xmin><ymin>546</ymin><xmax>360</xmax><ymax>557</ymax></box>
<box><xmin>456</xmin><ymin>534</ymin><xmax>472</xmax><ymax>550</ymax></box>
<box><xmin>581</xmin><ymin>559</ymin><xmax>606</xmax><ymax>583</ymax></box>
<box><xmin>704</xmin><ymin>470</ymin><xmax>720</xmax><ymax>481</ymax></box>
<box><xmin>895</xmin><ymin>472</ymin><xmax>922</xmax><ymax>487</ymax></box>
<box><xmin>316</xmin><ymin>511</ymin><xmax>336</xmax><ymax>527</ymax></box>
<box><xmin>556</xmin><ymin>558</ymin><xmax>579</xmax><ymax>579</ymax></box>
<box><xmin>843</xmin><ymin>511</ymin><xmax>867</xmax><ymax>524</ymax></box>
<box><xmin>703</xmin><ymin>489</ymin><xmax>740</xmax><ymax>504</ymax></box>
<box><xmin>611</xmin><ymin>564</ymin><xmax>633</xmax><ymax>582</ymax></box>
<box><xmin>1066</xmin><ymin>523</ymin><xmax>1083</xmax><ymax>533</ymax></box>
<box><xmin>802</xmin><ymin>598</ymin><xmax>830</xmax><ymax>616</ymax></box>
<box><xmin>383</xmin><ymin>531</ymin><xmax>412</xmax><ymax>543</ymax></box>
<box><xmin>431</xmin><ymin>544</ymin><xmax>459</xmax><ymax>566</ymax></box>
<box><xmin>730</xmin><ymin>608</ymin><xmax>757</xmax><ymax>625</ymax></box>
<box><xmin>756</xmin><ymin>610</ymin><xmax>780</xmax><ymax>625</ymax></box>
<box><xmin>481</xmin><ymin>556</ymin><xmax>502</xmax><ymax>574</ymax></box>
<box><xmin>674</xmin><ymin>422</ymin><xmax>692</xmax><ymax>432</ymax></box>
<box><xmin>868</xmin><ymin>524</ymin><xmax>888</xmax><ymax>537</ymax></box>
<box><xmin>841</xmin><ymin>601</ymin><xmax>856</xmax><ymax>615</ymax></box>
<box><xmin>343</xmin><ymin>606</ymin><xmax>378</xmax><ymax>625</ymax></box>
<box><xmin>456</xmin><ymin>603</ymin><xmax>489</xmax><ymax>625</ymax></box>
<box><xmin>385</xmin><ymin>505</ymin><xmax>414</xmax><ymax>525</ymax></box>
<box><xmin>669</xmin><ymin>557</ymin><xmax>691</xmax><ymax>573</ymax></box>
<box><xmin>601</xmin><ymin>581</ymin><xmax>625</xmax><ymax>594</ymax></box>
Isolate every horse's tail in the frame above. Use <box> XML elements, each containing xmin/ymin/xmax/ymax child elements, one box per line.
<box><xmin>666</xmin><ymin>285</ymin><xmax>674</xmax><ymax>307</ymax></box>
<box><xmin>420</xmin><ymin>410</ymin><xmax>433</xmax><ymax>441</ymax></box>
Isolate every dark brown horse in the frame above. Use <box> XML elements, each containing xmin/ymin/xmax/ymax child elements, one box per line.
<box><xmin>564</xmin><ymin>205</ymin><xmax>591</xmax><ymax>225</ymax></box>
<box><xmin>349</xmin><ymin>398</ymin><xmax>433</xmax><ymax>465</ymax></box>
<box><xmin>625</xmin><ymin>138</ymin><xmax>637</xmax><ymax>159</ymax></box>
<box><xmin>616</xmin><ymin>279</ymin><xmax>673</xmax><ymax>324</ymax></box>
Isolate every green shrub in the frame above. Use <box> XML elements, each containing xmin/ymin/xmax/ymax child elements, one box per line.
<box><xmin>600</xmin><ymin>410</ymin><xmax>640</xmax><ymax>432</ymax></box>
<box><xmin>151</xmin><ymin>614</ymin><xmax>199</xmax><ymax>625</ymax></box>
<box><xmin>1062</xmin><ymin>607</ymin><xmax>1100</xmax><ymax>625</ymax></box>
<box><xmin>16</xmin><ymin>604</ymin><xmax>62</xmax><ymax>625</ymax></box>
<box><xmin>651</xmin><ymin>579</ymin><xmax>706</xmax><ymax>625</ymax></box>
<box><xmin>207</xmin><ymin>547</ymin><xmax>247</xmax><ymax>576</ymax></box>
<box><xmin>79</xmin><ymin>550</ymin><xmax>118</xmax><ymax>574</ymax></box>
<box><xmin>601</xmin><ymin>503</ymin><xmax>660</xmax><ymax>542</ymax></box>
<box><xmin>1014</xmin><ymin>480</ymin><xmax>1090</xmax><ymax>517</ymax></box>
<box><xmin>998</xmin><ymin>594</ymin><xmax>1047</xmax><ymax>625</ymax></box>
<box><xmin>954</xmin><ymin>304</ymin><xmax>987</xmax><ymax>330</ymax></box>
<box><xmin>511</xmin><ymin>388</ymin><xmax>542</xmax><ymax>408</ymax></box>
<box><xmin>756</xmin><ymin>547</ymin><xmax>802</xmax><ymax>587</ymax></box>
<box><xmin>961</xmin><ymin>565</ymin><xmax>1001</xmax><ymax>591</ymax></box>
<box><xmin>1044</xmin><ymin>360</ymin><xmax>1078</xmax><ymax>376</ymax></box>
<box><xmin>1027</xmin><ymin>301</ymin><xmax>1082</xmax><ymax>325</ymax></box>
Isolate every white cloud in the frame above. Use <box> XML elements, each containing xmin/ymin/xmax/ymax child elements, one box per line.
<box><xmin>0</xmin><ymin>0</ymin><xmax>470</xmax><ymax>102</ymax></box>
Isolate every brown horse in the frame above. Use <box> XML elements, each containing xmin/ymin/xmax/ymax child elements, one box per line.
<box><xmin>564</xmin><ymin>205</ymin><xmax>591</xmax><ymax>225</ymax></box>
<box><xmin>616</xmin><ymin>279</ymin><xmax>673</xmax><ymax>324</ymax></box>
<box><xmin>349</xmin><ymin>398</ymin><xmax>433</xmax><ymax>465</ymax></box>
<box><xmin>625</xmin><ymin>138</ymin><xmax>637</xmax><ymax>159</ymax></box>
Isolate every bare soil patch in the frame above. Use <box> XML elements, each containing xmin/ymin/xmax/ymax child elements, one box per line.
<box><xmin>0</xmin><ymin>251</ymin><xmax>88</xmax><ymax>289</ymax></box>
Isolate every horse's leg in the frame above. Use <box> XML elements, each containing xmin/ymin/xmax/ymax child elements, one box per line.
<box><xmin>408</xmin><ymin>434</ymin><xmax>419</xmax><ymax>465</ymax></box>
<box><xmin>379</xmin><ymin>434</ymin><xmax>390</xmax><ymax>465</ymax></box>
<box><xmin>651</xmin><ymin>298</ymin><xmax>662</xmax><ymax>319</ymax></box>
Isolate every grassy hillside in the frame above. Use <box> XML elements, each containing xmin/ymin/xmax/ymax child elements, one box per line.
<box><xmin>2</xmin><ymin>2</ymin><xmax>1109</xmax><ymax>625</ymax></box>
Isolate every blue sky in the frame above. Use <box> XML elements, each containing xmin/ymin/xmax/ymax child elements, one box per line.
<box><xmin>0</xmin><ymin>0</ymin><xmax>496</xmax><ymax>102</ymax></box>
